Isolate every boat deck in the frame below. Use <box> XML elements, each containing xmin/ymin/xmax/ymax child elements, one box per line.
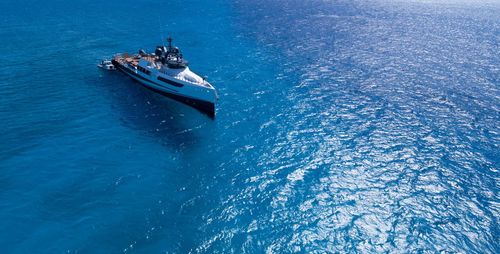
<box><xmin>113</xmin><ymin>53</ymin><xmax>213</xmax><ymax>88</ymax></box>
<box><xmin>113</xmin><ymin>54</ymin><xmax>157</xmax><ymax>68</ymax></box>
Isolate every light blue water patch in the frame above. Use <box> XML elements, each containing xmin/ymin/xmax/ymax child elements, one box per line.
<box><xmin>0</xmin><ymin>0</ymin><xmax>498</xmax><ymax>253</ymax></box>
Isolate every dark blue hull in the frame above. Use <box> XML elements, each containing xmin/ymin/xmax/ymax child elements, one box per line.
<box><xmin>112</xmin><ymin>60</ymin><xmax>215</xmax><ymax>117</ymax></box>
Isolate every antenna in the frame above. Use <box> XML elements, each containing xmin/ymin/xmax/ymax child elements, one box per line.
<box><xmin>167</xmin><ymin>35</ymin><xmax>173</xmax><ymax>49</ymax></box>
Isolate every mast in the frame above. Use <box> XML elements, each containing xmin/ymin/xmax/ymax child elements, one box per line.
<box><xmin>167</xmin><ymin>36</ymin><xmax>173</xmax><ymax>51</ymax></box>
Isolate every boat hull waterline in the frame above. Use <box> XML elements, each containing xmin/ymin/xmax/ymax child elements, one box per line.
<box><xmin>112</xmin><ymin>59</ymin><xmax>216</xmax><ymax>116</ymax></box>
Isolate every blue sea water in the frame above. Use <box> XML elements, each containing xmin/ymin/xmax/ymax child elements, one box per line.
<box><xmin>0</xmin><ymin>0</ymin><xmax>499</xmax><ymax>253</ymax></box>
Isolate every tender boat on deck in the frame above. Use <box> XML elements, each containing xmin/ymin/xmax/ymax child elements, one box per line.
<box><xmin>111</xmin><ymin>37</ymin><xmax>217</xmax><ymax>117</ymax></box>
<box><xmin>98</xmin><ymin>60</ymin><xmax>116</xmax><ymax>70</ymax></box>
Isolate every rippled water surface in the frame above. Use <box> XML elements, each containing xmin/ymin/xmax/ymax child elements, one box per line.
<box><xmin>0</xmin><ymin>0</ymin><xmax>498</xmax><ymax>253</ymax></box>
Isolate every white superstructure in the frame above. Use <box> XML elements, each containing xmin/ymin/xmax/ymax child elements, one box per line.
<box><xmin>112</xmin><ymin>37</ymin><xmax>217</xmax><ymax>116</ymax></box>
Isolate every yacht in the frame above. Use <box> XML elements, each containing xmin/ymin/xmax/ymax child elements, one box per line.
<box><xmin>111</xmin><ymin>37</ymin><xmax>217</xmax><ymax>117</ymax></box>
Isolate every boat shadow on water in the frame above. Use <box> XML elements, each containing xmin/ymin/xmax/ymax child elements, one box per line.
<box><xmin>97</xmin><ymin>71</ymin><xmax>214</xmax><ymax>150</ymax></box>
